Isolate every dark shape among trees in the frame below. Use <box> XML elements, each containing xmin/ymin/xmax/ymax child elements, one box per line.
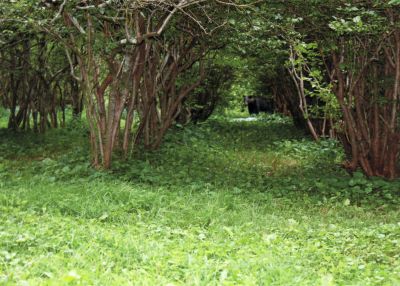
<box><xmin>243</xmin><ymin>96</ymin><xmax>274</xmax><ymax>115</ymax></box>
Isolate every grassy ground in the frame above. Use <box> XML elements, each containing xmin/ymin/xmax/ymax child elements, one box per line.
<box><xmin>0</xmin><ymin>114</ymin><xmax>399</xmax><ymax>285</ymax></box>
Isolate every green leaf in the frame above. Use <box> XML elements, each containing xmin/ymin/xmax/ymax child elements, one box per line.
<box><xmin>388</xmin><ymin>0</ymin><xmax>400</xmax><ymax>5</ymax></box>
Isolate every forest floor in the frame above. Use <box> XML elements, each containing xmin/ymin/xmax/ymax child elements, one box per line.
<box><xmin>0</xmin><ymin>114</ymin><xmax>399</xmax><ymax>285</ymax></box>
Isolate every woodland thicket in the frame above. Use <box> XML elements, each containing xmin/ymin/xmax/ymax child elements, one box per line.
<box><xmin>1</xmin><ymin>0</ymin><xmax>400</xmax><ymax>178</ymax></box>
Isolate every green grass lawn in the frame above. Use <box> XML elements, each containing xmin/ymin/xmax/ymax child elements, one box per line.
<box><xmin>0</xmin><ymin>115</ymin><xmax>399</xmax><ymax>285</ymax></box>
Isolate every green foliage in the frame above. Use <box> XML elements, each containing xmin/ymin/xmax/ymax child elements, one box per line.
<box><xmin>0</xmin><ymin>107</ymin><xmax>8</xmax><ymax>128</ymax></box>
<box><xmin>328</xmin><ymin>5</ymin><xmax>385</xmax><ymax>35</ymax></box>
<box><xmin>286</xmin><ymin>41</ymin><xmax>340</xmax><ymax>120</ymax></box>
<box><xmin>1</xmin><ymin>116</ymin><xmax>399</xmax><ymax>285</ymax></box>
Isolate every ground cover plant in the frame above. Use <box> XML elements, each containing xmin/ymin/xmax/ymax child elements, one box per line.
<box><xmin>1</xmin><ymin>115</ymin><xmax>399</xmax><ymax>285</ymax></box>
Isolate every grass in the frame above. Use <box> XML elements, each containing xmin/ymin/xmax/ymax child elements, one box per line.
<box><xmin>0</xmin><ymin>114</ymin><xmax>399</xmax><ymax>285</ymax></box>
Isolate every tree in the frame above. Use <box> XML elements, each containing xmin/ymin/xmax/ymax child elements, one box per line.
<box><xmin>35</xmin><ymin>0</ymin><xmax>242</xmax><ymax>168</ymax></box>
<box><xmin>269</xmin><ymin>0</ymin><xmax>400</xmax><ymax>178</ymax></box>
<box><xmin>327</xmin><ymin>2</ymin><xmax>400</xmax><ymax>178</ymax></box>
<box><xmin>0</xmin><ymin>1</ymin><xmax>75</xmax><ymax>132</ymax></box>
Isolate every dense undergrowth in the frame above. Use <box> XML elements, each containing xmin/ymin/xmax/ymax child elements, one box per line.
<box><xmin>0</xmin><ymin>114</ymin><xmax>399</xmax><ymax>285</ymax></box>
